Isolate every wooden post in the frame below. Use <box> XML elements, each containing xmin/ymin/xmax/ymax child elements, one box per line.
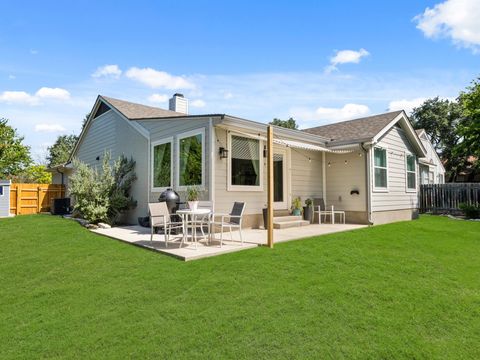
<box><xmin>267</xmin><ymin>126</ymin><xmax>274</xmax><ymax>248</ymax></box>
<box><xmin>37</xmin><ymin>186</ymin><xmax>42</xmax><ymax>213</ymax></box>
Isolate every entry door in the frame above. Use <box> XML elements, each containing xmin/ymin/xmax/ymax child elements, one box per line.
<box><xmin>273</xmin><ymin>149</ymin><xmax>288</xmax><ymax>209</ymax></box>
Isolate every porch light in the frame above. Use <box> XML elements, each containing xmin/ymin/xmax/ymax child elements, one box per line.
<box><xmin>263</xmin><ymin>145</ymin><xmax>267</xmax><ymax>158</ymax></box>
<box><xmin>219</xmin><ymin>147</ymin><xmax>229</xmax><ymax>159</ymax></box>
<box><xmin>328</xmin><ymin>162</ymin><xmax>331</xmax><ymax>167</ymax></box>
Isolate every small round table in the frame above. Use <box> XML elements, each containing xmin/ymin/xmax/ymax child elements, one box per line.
<box><xmin>176</xmin><ymin>208</ymin><xmax>211</xmax><ymax>249</ymax></box>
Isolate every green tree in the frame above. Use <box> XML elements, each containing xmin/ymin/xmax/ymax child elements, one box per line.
<box><xmin>47</xmin><ymin>134</ymin><xmax>78</xmax><ymax>167</ymax></box>
<box><xmin>13</xmin><ymin>165</ymin><xmax>52</xmax><ymax>184</ymax></box>
<box><xmin>269</xmin><ymin>117</ymin><xmax>299</xmax><ymax>129</ymax></box>
<box><xmin>457</xmin><ymin>77</ymin><xmax>480</xmax><ymax>161</ymax></box>
<box><xmin>0</xmin><ymin>118</ymin><xmax>31</xmax><ymax>178</ymax></box>
<box><xmin>410</xmin><ymin>97</ymin><xmax>464</xmax><ymax>181</ymax></box>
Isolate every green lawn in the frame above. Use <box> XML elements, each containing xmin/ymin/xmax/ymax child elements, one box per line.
<box><xmin>0</xmin><ymin>215</ymin><xmax>479</xmax><ymax>359</ymax></box>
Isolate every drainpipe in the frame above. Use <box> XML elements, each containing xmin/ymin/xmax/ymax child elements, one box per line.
<box><xmin>361</xmin><ymin>142</ymin><xmax>373</xmax><ymax>225</ymax></box>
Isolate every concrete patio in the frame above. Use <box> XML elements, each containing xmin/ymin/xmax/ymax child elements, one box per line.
<box><xmin>92</xmin><ymin>223</ymin><xmax>367</xmax><ymax>261</ymax></box>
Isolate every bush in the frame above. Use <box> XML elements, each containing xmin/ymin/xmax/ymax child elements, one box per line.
<box><xmin>70</xmin><ymin>153</ymin><xmax>137</xmax><ymax>224</ymax></box>
<box><xmin>459</xmin><ymin>203</ymin><xmax>480</xmax><ymax>219</ymax></box>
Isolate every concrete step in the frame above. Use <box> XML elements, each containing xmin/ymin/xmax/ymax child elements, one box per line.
<box><xmin>273</xmin><ymin>215</ymin><xmax>303</xmax><ymax>222</ymax></box>
<box><xmin>273</xmin><ymin>215</ymin><xmax>310</xmax><ymax>229</ymax></box>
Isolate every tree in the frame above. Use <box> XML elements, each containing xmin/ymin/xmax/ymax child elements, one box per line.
<box><xmin>457</xmin><ymin>77</ymin><xmax>480</xmax><ymax>161</ymax></box>
<box><xmin>12</xmin><ymin>165</ymin><xmax>52</xmax><ymax>184</ymax></box>
<box><xmin>0</xmin><ymin>118</ymin><xmax>31</xmax><ymax>178</ymax></box>
<box><xmin>269</xmin><ymin>117</ymin><xmax>299</xmax><ymax>129</ymax></box>
<box><xmin>47</xmin><ymin>134</ymin><xmax>78</xmax><ymax>168</ymax></box>
<box><xmin>410</xmin><ymin>97</ymin><xmax>464</xmax><ymax>181</ymax></box>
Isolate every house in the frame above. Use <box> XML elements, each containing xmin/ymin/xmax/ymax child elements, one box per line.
<box><xmin>0</xmin><ymin>180</ymin><xmax>11</xmax><ymax>218</ymax></box>
<box><xmin>55</xmin><ymin>94</ymin><xmax>427</xmax><ymax>226</ymax></box>
<box><xmin>415</xmin><ymin>129</ymin><xmax>445</xmax><ymax>184</ymax></box>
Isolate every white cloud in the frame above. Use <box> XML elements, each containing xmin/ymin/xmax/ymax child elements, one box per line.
<box><xmin>35</xmin><ymin>87</ymin><xmax>71</xmax><ymax>100</ymax></box>
<box><xmin>8</xmin><ymin>75</ymin><xmax>15</xmax><ymax>80</ymax></box>
<box><xmin>415</xmin><ymin>0</ymin><xmax>480</xmax><ymax>52</ymax></box>
<box><xmin>92</xmin><ymin>64</ymin><xmax>122</xmax><ymax>79</ymax></box>
<box><xmin>30</xmin><ymin>49</ymin><xmax>38</xmax><ymax>55</ymax></box>
<box><xmin>147</xmin><ymin>93</ymin><xmax>169</xmax><ymax>103</ymax></box>
<box><xmin>291</xmin><ymin>103</ymin><xmax>370</xmax><ymax>125</ymax></box>
<box><xmin>190</xmin><ymin>99</ymin><xmax>206</xmax><ymax>108</ymax></box>
<box><xmin>125</xmin><ymin>67</ymin><xmax>195</xmax><ymax>89</ymax></box>
<box><xmin>0</xmin><ymin>87</ymin><xmax>70</xmax><ymax>106</ymax></box>
<box><xmin>34</xmin><ymin>123</ymin><xmax>67</xmax><ymax>133</ymax></box>
<box><xmin>0</xmin><ymin>91</ymin><xmax>39</xmax><ymax>105</ymax></box>
<box><xmin>223</xmin><ymin>92</ymin><xmax>233</xmax><ymax>99</ymax></box>
<box><xmin>388</xmin><ymin>97</ymin><xmax>427</xmax><ymax>114</ymax></box>
<box><xmin>325</xmin><ymin>48</ymin><xmax>370</xmax><ymax>73</ymax></box>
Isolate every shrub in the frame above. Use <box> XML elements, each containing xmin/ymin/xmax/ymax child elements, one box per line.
<box><xmin>459</xmin><ymin>203</ymin><xmax>480</xmax><ymax>219</ymax></box>
<box><xmin>70</xmin><ymin>153</ymin><xmax>137</xmax><ymax>224</ymax></box>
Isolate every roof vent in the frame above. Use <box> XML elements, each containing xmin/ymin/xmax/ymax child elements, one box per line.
<box><xmin>169</xmin><ymin>93</ymin><xmax>188</xmax><ymax>114</ymax></box>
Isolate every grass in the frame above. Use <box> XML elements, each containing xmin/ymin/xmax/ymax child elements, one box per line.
<box><xmin>0</xmin><ymin>215</ymin><xmax>479</xmax><ymax>359</ymax></box>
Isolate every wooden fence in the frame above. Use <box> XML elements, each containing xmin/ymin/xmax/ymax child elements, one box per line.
<box><xmin>420</xmin><ymin>183</ymin><xmax>480</xmax><ymax>213</ymax></box>
<box><xmin>10</xmin><ymin>184</ymin><xmax>65</xmax><ymax>215</ymax></box>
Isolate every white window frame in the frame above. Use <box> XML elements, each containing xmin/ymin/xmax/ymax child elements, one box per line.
<box><xmin>405</xmin><ymin>152</ymin><xmax>417</xmax><ymax>192</ymax></box>
<box><xmin>151</xmin><ymin>137</ymin><xmax>173</xmax><ymax>192</ymax></box>
<box><xmin>373</xmin><ymin>146</ymin><xmax>388</xmax><ymax>192</ymax></box>
<box><xmin>176</xmin><ymin>128</ymin><xmax>205</xmax><ymax>190</ymax></box>
<box><xmin>227</xmin><ymin>132</ymin><xmax>263</xmax><ymax>192</ymax></box>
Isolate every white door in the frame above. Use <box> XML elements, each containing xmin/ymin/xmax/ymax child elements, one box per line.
<box><xmin>273</xmin><ymin>149</ymin><xmax>288</xmax><ymax>209</ymax></box>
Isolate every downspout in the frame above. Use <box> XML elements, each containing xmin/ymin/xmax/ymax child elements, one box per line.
<box><xmin>322</xmin><ymin>151</ymin><xmax>326</xmax><ymax>203</ymax></box>
<box><xmin>361</xmin><ymin>142</ymin><xmax>373</xmax><ymax>225</ymax></box>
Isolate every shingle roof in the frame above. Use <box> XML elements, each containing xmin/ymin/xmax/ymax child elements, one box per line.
<box><xmin>303</xmin><ymin>110</ymin><xmax>403</xmax><ymax>143</ymax></box>
<box><xmin>101</xmin><ymin>95</ymin><xmax>184</xmax><ymax>120</ymax></box>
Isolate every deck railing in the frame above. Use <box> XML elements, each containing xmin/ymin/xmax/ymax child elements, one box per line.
<box><xmin>419</xmin><ymin>183</ymin><xmax>480</xmax><ymax>213</ymax></box>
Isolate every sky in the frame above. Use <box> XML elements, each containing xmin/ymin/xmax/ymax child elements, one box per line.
<box><xmin>1</xmin><ymin>0</ymin><xmax>479</xmax><ymax>162</ymax></box>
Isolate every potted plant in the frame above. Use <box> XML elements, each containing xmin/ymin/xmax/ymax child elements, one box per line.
<box><xmin>291</xmin><ymin>197</ymin><xmax>303</xmax><ymax>216</ymax></box>
<box><xmin>303</xmin><ymin>198</ymin><xmax>313</xmax><ymax>223</ymax></box>
<box><xmin>186</xmin><ymin>186</ymin><xmax>199</xmax><ymax>211</ymax></box>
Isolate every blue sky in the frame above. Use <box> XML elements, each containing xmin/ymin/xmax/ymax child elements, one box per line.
<box><xmin>1</xmin><ymin>0</ymin><xmax>479</xmax><ymax>161</ymax></box>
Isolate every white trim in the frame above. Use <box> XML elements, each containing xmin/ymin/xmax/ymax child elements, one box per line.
<box><xmin>175</xmin><ymin>128</ymin><xmax>205</xmax><ymax>190</ymax></box>
<box><xmin>209</xmin><ymin>118</ymin><xmax>215</xmax><ymax>202</ymax></box>
<box><xmin>322</xmin><ymin>151</ymin><xmax>326</xmax><ymax>203</ymax></box>
<box><xmin>227</xmin><ymin>131</ymin><xmax>263</xmax><ymax>192</ymax></box>
<box><xmin>372</xmin><ymin>145</ymin><xmax>389</xmax><ymax>192</ymax></box>
<box><xmin>151</xmin><ymin>137</ymin><xmax>173</xmax><ymax>192</ymax></box>
<box><xmin>405</xmin><ymin>152</ymin><xmax>417</xmax><ymax>193</ymax></box>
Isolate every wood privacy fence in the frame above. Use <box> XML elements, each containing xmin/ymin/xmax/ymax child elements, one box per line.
<box><xmin>10</xmin><ymin>184</ymin><xmax>65</xmax><ymax>215</ymax></box>
<box><xmin>420</xmin><ymin>183</ymin><xmax>480</xmax><ymax>213</ymax></box>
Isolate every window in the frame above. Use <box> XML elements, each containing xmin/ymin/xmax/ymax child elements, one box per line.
<box><xmin>0</xmin><ymin>186</ymin><xmax>3</xmax><ymax>196</ymax></box>
<box><xmin>152</xmin><ymin>138</ymin><xmax>172</xmax><ymax>189</ymax></box>
<box><xmin>373</xmin><ymin>147</ymin><xmax>387</xmax><ymax>189</ymax></box>
<box><xmin>178</xmin><ymin>130</ymin><xmax>204</xmax><ymax>187</ymax></box>
<box><xmin>406</xmin><ymin>154</ymin><xmax>416</xmax><ymax>190</ymax></box>
<box><xmin>230</xmin><ymin>135</ymin><xmax>261</xmax><ymax>188</ymax></box>
<box><xmin>429</xmin><ymin>171</ymin><xmax>434</xmax><ymax>184</ymax></box>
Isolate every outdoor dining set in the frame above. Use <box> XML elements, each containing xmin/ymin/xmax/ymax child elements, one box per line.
<box><xmin>148</xmin><ymin>200</ymin><xmax>246</xmax><ymax>250</ymax></box>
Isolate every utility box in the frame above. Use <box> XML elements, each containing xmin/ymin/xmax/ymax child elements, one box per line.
<box><xmin>0</xmin><ymin>180</ymin><xmax>11</xmax><ymax>217</ymax></box>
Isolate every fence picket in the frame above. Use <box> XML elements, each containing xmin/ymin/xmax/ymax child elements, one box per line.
<box><xmin>420</xmin><ymin>183</ymin><xmax>480</xmax><ymax>213</ymax></box>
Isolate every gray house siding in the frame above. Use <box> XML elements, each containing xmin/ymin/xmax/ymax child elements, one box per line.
<box><xmin>75</xmin><ymin>110</ymin><xmax>149</xmax><ymax>224</ymax></box>
<box><xmin>138</xmin><ymin>117</ymin><xmax>212</xmax><ymax>204</ymax></box>
<box><xmin>370</xmin><ymin>126</ymin><xmax>419</xmax><ymax>224</ymax></box>
<box><xmin>0</xmin><ymin>180</ymin><xmax>11</xmax><ymax>217</ymax></box>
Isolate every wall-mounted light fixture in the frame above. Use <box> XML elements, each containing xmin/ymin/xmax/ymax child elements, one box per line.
<box><xmin>96</xmin><ymin>156</ymin><xmax>100</xmax><ymax>161</ymax></box>
<box><xmin>219</xmin><ymin>147</ymin><xmax>228</xmax><ymax>159</ymax></box>
<box><xmin>263</xmin><ymin>145</ymin><xmax>267</xmax><ymax>158</ymax></box>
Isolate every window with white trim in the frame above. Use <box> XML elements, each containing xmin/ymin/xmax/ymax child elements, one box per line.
<box><xmin>374</xmin><ymin>147</ymin><xmax>387</xmax><ymax>189</ymax></box>
<box><xmin>230</xmin><ymin>135</ymin><xmax>261</xmax><ymax>188</ymax></box>
<box><xmin>406</xmin><ymin>154</ymin><xmax>416</xmax><ymax>190</ymax></box>
<box><xmin>0</xmin><ymin>186</ymin><xmax>3</xmax><ymax>196</ymax></box>
<box><xmin>178</xmin><ymin>130</ymin><xmax>204</xmax><ymax>187</ymax></box>
<box><xmin>152</xmin><ymin>138</ymin><xmax>172</xmax><ymax>189</ymax></box>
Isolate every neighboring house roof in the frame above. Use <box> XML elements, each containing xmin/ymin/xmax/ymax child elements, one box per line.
<box><xmin>101</xmin><ymin>96</ymin><xmax>185</xmax><ymax>120</ymax></box>
<box><xmin>303</xmin><ymin>110</ymin><xmax>403</xmax><ymax>143</ymax></box>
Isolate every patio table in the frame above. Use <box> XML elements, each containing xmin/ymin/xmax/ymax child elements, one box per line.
<box><xmin>176</xmin><ymin>208</ymin><xmax>211</xmax><ymax>249</ymax></box>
